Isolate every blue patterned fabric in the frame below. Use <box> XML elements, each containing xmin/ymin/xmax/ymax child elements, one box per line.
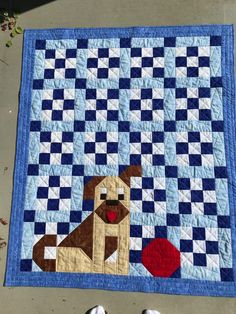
<box><xmin>5</xmin><ymin>25</ymin><xmax>236</xmax><ymax>296</ymax></box>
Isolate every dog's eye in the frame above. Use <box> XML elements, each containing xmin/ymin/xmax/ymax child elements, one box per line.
<box><xmin>100</xmin><ymin>187</ymin><xmax>107</xmax><ymax>200</ymax></box>
<box><xmin>100</xmin><ymin>193</ymin><xmax>107</xmax><ymax>200</ymax></box>
<box><xmin>117</xmin><ymin>187</ymin><xmax>124</xmax><ymax>200</ymax></box>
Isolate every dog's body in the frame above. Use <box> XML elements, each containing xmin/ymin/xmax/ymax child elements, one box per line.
<box><xmin>33</xmin><ymin>166</ymin><xmax>141</xmax><ymax>275</ymax></box>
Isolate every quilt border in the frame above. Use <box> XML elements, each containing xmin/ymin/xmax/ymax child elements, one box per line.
<box><xmin>4</xmin><ymin>24</ymin><xmax>236</xmax><ymax>297</ymax></box>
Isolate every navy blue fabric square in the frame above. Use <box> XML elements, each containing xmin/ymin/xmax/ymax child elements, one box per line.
<box><xmin>33</xmin><ymin>79</ymin><xmax>44</xmax><ymax>89</ymax></box>
<box><xmin>52</xmin><ymin>110</ymin><xmax>63</xmax><ymax>121</ymax></box>
<box><xmin>119</xmin><ymin>78</ymin><xmax>130</xmax><ymax>89</ymax></box>
<box><xmin>199</xmin><ymin>109</ymin><xmax>211</xmax><ymax>121</ymax></box>
<box><xmin>153</xmin><ymin>68</ymin><xmax>164</xmax><ymax>78</ymax></box>
<box><xmin>152</xmin><ymin>132</ymin><xmax>164</xmax><ymax>143</ymax></box>
<box><xmin>204</xmin><ymin>203</ymin><xmax>217</xmax><ymax>215</ymax></box>
<box><xmin>44</xmin><ymin>69</ymin><xmax>54</xmax><ymax>79</ymax></box>
<box><xmin>199</xmin><ymin>57</ymin><xmax>210</xmax><ymax>67</ymax></box>
<box><xmin>34</xmin><ymin>222</ymin><xmax>46</xmax><ymax>234</ymax></box>
<box><xmin>49</xmin><ymin>176</ymin><xmax>60</xmax><ymax>187</ymax></box>
<box><xmin>189</xmin><ymin>154</ymin><xmax>202</xmax><ymax>166</ymax></box>
<box><xmin>167</xmin><ymin>214</ymin><xmax>180</xmax><ymax>226</ymax></box>
<box><xmin>96</xmin><ymin>132</ymin><xmax>106</xmax><ymax>142</ymax></box>
<box><xmin>96</xmin><ymin>154</ymin><xmax>107</xmax><ymax>165</ymax></box>
<box><xmin>109</xmin><ymin>57</ymin><xmax>120</xmax><ymax>68</ymax></box>
<box><xmin>28</xmin><ymin>164</ymin><xmax>39</xmax><ymax>176</ymax></box>
<box><xmin>131</xmin><ymin>67</ymin><xmax>141</xmax><ymax>78</ymax></box>
<box><xmin>75</xmin><ymin>78</ymin><xmax>86</xmax><ymax>89</ymax></box>
<box><xmin>176</xmin><ymin>57</ymin><xmax>187</xmax><ymax>67</ymax></box>
<box><xmin>141</xmin><ymin>143</ymin><xmax>152</xmax><ymax>154</ymax></box>
<box><xmin>47</xmin><ymin>199</ymin><xmax>59</xmax><ymax>211</ymax></box>
<box><xmin>62</xmin><ymin>132</ymin><xmax>73</xmax><ymax>142</ymax></box>
<box><xmin>98</xmin><ymin>48</ymin><xmax>109</xmax><ymax>58</ymax></box>
<box><xmin>164</xmin><ymin>78</ymin><xmax>176</xmax><ymax>88</ymax></box>
<box><xmin>24</xmin><ymin>210</ymin><xmax>35</xmax><ymax>222</ymax></box>
<box><xmin>210</xmin><ymin>36</ymin><xmax>221</xmax><ymax>46</ymax></box>
<box><xmin>53</xmin><ymin>89</ymin><xmax>64</xmax><ymax>100</ymax></box>
<box><xmin>206</xmin><ymin>241</ymin><xmax>219</xmax><ymax>254</ymax></box>
<box><xmin>66</xmin><ymin>49</ymin><xmax>77</xmax><ymax>58</ymax></box>
<box><xmin>120</xmin><ymin>38</ymin><xmax>131</xmax><ymax>48</ymax></box>
<box><xmin>60</xmin><ymin>187</ymin><xmax>71</xmax><ymax>199</ymax></box>
<box><xmin>211</xmin><ymin>77</ymin><xmax>223</xmax><ymax>87</ymax></box>
<box><xmin>77</xmin><ymin>39</ymin><xmax>88</xmax><ymax>48</ymax></box>
<box><xmin>61</xmin><ymin>154</ymin><xmax>73</xmax><ymax>165</ymax></box>
<box><xmin>214</xmin><ymin>166</ymin><xmax>227</xmax><ymax>178</ymax></box>
<box><xmin>72</xmin><ymin>165</ymin><xmax>84</xmax><ymax>176</ymax></box>
<box><xmin>212</xmin><ymin>120</ymin><xmax>224</xmax><ymax>132</ymax></box>
<box><xmin>130</xmin><ymin>188</ymin><xmax>142</xmax><ymax>200</ymax></box>
<box><xmin>65</xmin><ymin>69</ymin><xmax>76</xmax><ymax>78</ymax></box>
<box><xmin>188</xmin><ymin>132</ymin><xmax>200</xmax><ymax>142</ymax></box>
<box><xmin>70</xmin><ymin>211</ymin><xmax>82</xmax><ymax>223</ymax></box>
<box><xmin>55</xmin><ymin>59</ymin><xmax>65</xmax><ymax>68</ymax></box>
<box><xmin>176</xmin><ymin>143</ymin><xmax>188</xmax><ymax>154</ymax></box>
<box><xmin>57</xmin><ymin>223</ymin><xmax>70</xmax><ymax>234</ymax></box>
<box><xmin>194</xmin><ymin>253</ymin><xmax>206</xmax><ymax>266</ymax></box>
<box><xmin>179</xmin><ymin>202</ymin><xmax>192</xmax><ymax>214</ymax></box>
<box><xmin>191</xmin><ymin>190</ymin><xmax>203</xmax><ymax>202</ymax></box>
<box><xmin>180</xmin><ymin>240</ymin><xmax>193</xmax><ymax>252</ymax></box>
<box><xmin>35</xmin><ymin>40</ymin><xmax>46</xmax><ymax>50</ymax></box>
<box><xmin>30</xmin><ymin>121</ymin><xmax>41</xmax><ymax>132</ymax></box>
<box><xmin>155</xmin><ymin>226</ymin><xmax>167</xmax><ymax>238</ymax></box>
<box><xmin>20</xmin><ymin>259</ymin><xmax>32</xmax><ymax>271</ymax></box>
<box><xmin>164</xmin><ymin>37</ymin><xmax>176</xmax><ymax>47</ymax></box>
<box><xmin>130</xmin><ymin>155</ymin><xmax>141</xmax><ymax>165</ymax></box>
<box><xmin>220</xmin><ymin>268</ymin><xmax>234</xmax><ymax>281</ymax></box>
<box><xmin>187</xmin><ymin>67</ymin><xmax>198</xmax><ymax>77</ymax></box>
<box><xmin>142</xmin><ymin>177</ymin><xmax>154</xmax><ymax>189</ymax></box>
<box><xmin>45</xmin><ymin>49</ymin><xmax>55</xmax><ymax>58</ymax></box>
<box><xmin>39</xmin><ymin>153</ymin><xmax>50</xmax><ymax>164</ymax></box>
<box><xmin>98</xmin><ymin>68</ymin><xmax>108</xmax><ymax>78</ymax></box>
<box><xmin>176</xmin><ymin>88</ymin><xmax>187</xmax><ymax>98</ymax></box>
<box><xmin>178</xmin><ymin>178</ymin><xmax>190</xmax><ymax>190</ymax></box>
<box><xmin>37</xmin><ymin>187</ymin><xmax>48</xmax><ymax>198</ymax></box>
<box><xmin>164</xmin><ymin>121</ymin><xmax>176</xmax><ymax>132</ymax></box>
<box><xmin>218</xmin><ymin>215</ymin><xmax>231</xmax><ymax>228</ymax></box>
<box><xmin>51</xmin><ymin>143</ymin><xmax>62</xmax><ymax>153</ymax></box>
<box><xmin>74</xmin><ymin>120</ymin><xmax>85</xmax><ymax>132</ymax></box>
<box><xmin>202</xmin><ymin>178</ymin><xmax>215</xmax><ymax>190</ymax></box>
<box><xmin>118</xmin><ymin>121</ymin><xmax>130</xmax><ymax>132</ymax></box>
<box><xmin>176</xmin><ymin>110</ymin><xmax>187</xmax><ymax>120</ymax></box>
<box><xmin>142</xmin><ymin>201</ymin><xmax>154</xmax><ymax>213</ymax></box>
<box><xmin>130</xmin><ymin>225</ymin><xmax>142</xmax><ymax>237</ymax></box>
<box><xmin>129</xmin><ymin>250</ymin><xmax>142</xmax><ymax>263</ymax></box>
<box><xmin>107</xmin><ymin>142</ymin><xmax>118</xmax><ymax>153</ymax></box>
<box><xmin>153</xmin><ymin>47</ymin><xmax>164</xmax><ymax>57</ymax></box>
<box><xmin>142</xmin><ymin>57</ymin><xmax>153</xmax><ymax>67</ymax></box>
<box><xmin>165</xmin><ymin>166</ymin><xmax>178</xmax><ymax>178</ymax></box>
<box><xmin>82</xmin><ymin>199</ymin><xmax>94</xmax><ymax>211</ymax></box>
<box><xmin>130</xmin><ymin>132</ymin><xmax>141</xmax><ymax>143</ymax></box>
<box><xmin>131</xmin><ymin>48</ymin><xmax>142</xmax><ymax>57</ymax></box>
<box><xmin>187</xmin><ymin>46</ymin><xmax>198</xmax><ymax>56</ymax></box>
<box><xmin>154</xmin><ymin>190</ymin><xmax>166</xmax><ymax>201</ymax></box>
<box><xmin>193</xmin><ymin>227</ymin><xmax>205</xmax><ymax>240</ymax></box>
<box><xmin>153</xmin><ymin>155</ymin><xmax>165</xmax><ymax>165</ymax></box>
<box><xmin>87</xmin><ymin>58</ymin><xmax>98</xmax><ymax>68</ymax></box>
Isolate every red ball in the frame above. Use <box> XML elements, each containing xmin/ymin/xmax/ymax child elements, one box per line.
<box><xmin>142</xmin><ymin>238</ymin><xmax>180</xmax><ymax>277</ymax></box>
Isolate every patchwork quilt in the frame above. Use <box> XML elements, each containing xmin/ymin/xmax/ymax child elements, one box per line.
<box><xmin>5</xmin><ymin>25</ymin><xmax>236</xmax><ymax>296</ymax></box>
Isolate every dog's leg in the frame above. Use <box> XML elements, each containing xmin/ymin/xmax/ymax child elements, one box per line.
<box><xmin>117</xmin><ymin>215</ymin><xmax>130</xmax><ymax>275</ymax></box>
<box><xmin>92</xmin><ymin>214</ymin><xmax>106</xmax><ymax>273</ymax></box>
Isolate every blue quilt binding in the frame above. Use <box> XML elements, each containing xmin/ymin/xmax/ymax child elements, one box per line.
<box><xmin>4</xmin><ymin>24</ymin><xmax>236</xmax><ymax>297</ymax></box>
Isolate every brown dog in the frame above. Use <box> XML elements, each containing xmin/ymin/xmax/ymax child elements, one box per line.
<box><xmin>33</xmin><ymin>165</ymin><xmax>141</xmax><ymax>274</ymax></box>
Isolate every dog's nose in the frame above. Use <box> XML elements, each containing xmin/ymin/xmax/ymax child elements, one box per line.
<box><xmin>106</xmin><ymin>200</ymin><xmax>119</xmax><ymax>206</ymax></box>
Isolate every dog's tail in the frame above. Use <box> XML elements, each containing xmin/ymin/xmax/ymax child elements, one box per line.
<box><xmin>32</xmin><ymin>234</ymin><xmax>57</xmax><ymax>271</ymax></box>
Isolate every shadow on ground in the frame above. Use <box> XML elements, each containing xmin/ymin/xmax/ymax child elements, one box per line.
<box><xmin>0</xmin><ymin>0</ymin><xmax>56</xmax><ymax>13</ymax></box>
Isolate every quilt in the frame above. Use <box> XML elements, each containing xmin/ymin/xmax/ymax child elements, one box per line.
<box><xmin>5</xmin><ymin>25</ymin><xmax>236</xmax><ymax>297</ymax></box>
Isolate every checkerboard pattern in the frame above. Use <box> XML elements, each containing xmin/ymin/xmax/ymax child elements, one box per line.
<box><xmin>130</xmin><ymin>88</ymin><xmax>164</xmax><ymax>121</ymax></box>
<box><xmin>87</xmin><ymin>48</ymin><xmax>120</xmax><ymax>79</ymax></box>
<box><xmin>175</xmin><ymin>46</ymin><xmax>210</xmax><ymax>77</ymax></box>
<box><xmin>36</xmin><ymin>176</ymin><xmax>72</xmax><ymax>211</ymax></box>
<box><xmin>18</xmin><ymin>31</ymin><xmax>234</xmax><ymax>286</ymax></box>
<box><xmin>176</xmin><ymin>131</ymin><xmax>214</xmax><ymax>166</ymax></box>
<box><xmin>42</xmin><ymin>89</ymin><xmax>75</xmax><ymax>121</ymax></box>
<box><xmin>44</xmin><ymin>48</ymin><xmax>77</xmax><ymax>79</ymax></box>
<box><xmin>180</xmin><ymin>227</ymin><xmax>219</xmax><ymax>268</ymax></box>
<box><xmin>130</xmin><ymin>177</ymin><xmax>166</xmax><ymax>214</ymax></box>
<box><xmin>131</xmin><ymin>47</ymin><xmax>164</xmax><ymax>78</ymax></box>
<box><xmin>39</xmin><ymin>131</ymin><xmax>73</xmax><ymax>165</ymax></box>
<box><xmin>178</xmin><ymin>178</ymin><xmax>217</xmax><ymax>215</ymax></box>
<box><xmin>175</xmin><ymin>87</ymin><xmax>211</xmax><ymax>121</ymax></box>
<box><xmin>130</xmin><ymin>131</ymin><xmax>165</xmax><ymax>165</ymax></box>
<box><xmin>84</xmin><ymin>131</ymin><xmax>118</xmax><ymax>165</ymax></box>
<box><xmin>85</xmin><ymin>88</ymin><xmax>119</xmax><ymax>121</ymax></box>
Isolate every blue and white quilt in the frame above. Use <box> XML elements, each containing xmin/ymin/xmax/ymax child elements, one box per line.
<box><xmin>5</xmin><ymin>25</ymin><xmax>236</xmax><ymax>297</ymax></box>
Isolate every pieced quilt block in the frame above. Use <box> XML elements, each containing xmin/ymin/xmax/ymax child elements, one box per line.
<box><xmin>5</xmin><ymin>26</ymin><xmax>236</xmax><ymax>296</ymax></box>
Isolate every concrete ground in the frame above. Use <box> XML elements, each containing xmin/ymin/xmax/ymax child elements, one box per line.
<box><xmin>0</xmin><ymin>0</ymin><xmax>236</xmax><ymax>313</ymax></box>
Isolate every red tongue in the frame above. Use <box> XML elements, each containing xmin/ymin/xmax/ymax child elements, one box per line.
<box><xmin>106</xmin><ymin>210</ymin><xmax>117</xmax><ymax>223</ymax></box>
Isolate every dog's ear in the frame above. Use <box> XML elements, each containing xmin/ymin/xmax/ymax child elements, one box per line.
<box><xmin>83</xmin><ymin>176</ymin><xmax>106</xmax><ymax>199</ymax></box>
<box><xmin>119</xmin><ymin>165</ymin><xmax>142</xmax><ymax>187</ymax></box>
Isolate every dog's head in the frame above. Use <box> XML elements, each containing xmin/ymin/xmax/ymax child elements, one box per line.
<box><xmin>83</xmin><ymin>166</ymin><xmax>141</xmax><ymax>224</ymax></box>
